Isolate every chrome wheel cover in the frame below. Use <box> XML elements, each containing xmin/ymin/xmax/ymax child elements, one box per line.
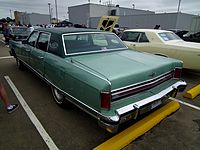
<box><xmin>53</xmin><ymin>87</ymin><xmax>64</xmax><ymax>104</ymax></box>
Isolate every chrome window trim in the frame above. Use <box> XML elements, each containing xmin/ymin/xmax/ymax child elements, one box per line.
<box><xmin>61</xmin><ymin>32</ymin><xmax>128</xmax><ymax>56</ymax></box>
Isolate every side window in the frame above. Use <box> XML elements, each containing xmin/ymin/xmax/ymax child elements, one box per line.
<box><xmin>121</xmin><ymin>32</ymin><xmax>140</xmax><ymax>42</ymax></box>
<box><xmin>27</xmin><ymin>31</ymin><xmax>39</xmax><ymax>47</ymax></box>
<box><xmin>36</xmin><ymin>32</ymin><xmax>50</xmax><ymax>51</ymax></box>
<box><xmin>139</xmin><ymin>33</ymin><xmax>149</xmax><ymax>42</ymax></box>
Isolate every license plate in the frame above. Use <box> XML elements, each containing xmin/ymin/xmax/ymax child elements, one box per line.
<box><xmin>151</xmin><ymin>100</ymin><xmax>162</xmax><ymax>109</ymax></box>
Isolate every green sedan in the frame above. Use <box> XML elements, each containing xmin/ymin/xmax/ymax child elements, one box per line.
<box><xmin>11</xmin><ymin>27</ymin><xmax>186</xmax><ymax>133</ymax></box>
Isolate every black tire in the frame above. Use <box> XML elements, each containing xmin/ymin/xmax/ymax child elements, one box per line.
<box><xmin>51</xmin><ymin>86</ymin><xmax>67</xmax><ymax>107</ymax></box>
<box><xmin>16</xmin><ymin>58</ymin><xmax>25</xmax><ymax>70</ymax></box>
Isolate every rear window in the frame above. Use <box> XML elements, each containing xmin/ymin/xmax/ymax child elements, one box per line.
<box><xmin>158</xmin><ymin>32</ymin><xmax>181</xmax><ymax>41</ymax></box>
<box><xmin>63</xmin><ymin>32</ymin><xmax>126</xmax><ymax>54</ymax></box>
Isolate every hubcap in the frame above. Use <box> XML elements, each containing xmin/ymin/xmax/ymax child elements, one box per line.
<box><xmin>53</xmin><ymin>88</ymin><xmax>64</xmax><ymax>104</ymax></box>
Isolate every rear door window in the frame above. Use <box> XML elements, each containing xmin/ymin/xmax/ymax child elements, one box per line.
<box><xmin>121</xmin><ymin>32</ymin><xmax>140</xmax><ymax>42</ymax></box>
<box><xmin>27</xmin><ymin>31</ymin><xmax>39</xmax><ymax>47</ymax></box>
<box><xmin>36</xmin><ymin>32</ymin><xmax>50</xmax><ymax>51</ymax></box>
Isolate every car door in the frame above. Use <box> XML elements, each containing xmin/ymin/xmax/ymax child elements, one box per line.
<box><xmin>20</xmin><ymin>31</ymin><xmax>39</xmax><ymax>65</ymax></box>
<box><xmin>30</xmin><ymin>32</ymin><xmax>50</xmax><ymax>76</ymax></box>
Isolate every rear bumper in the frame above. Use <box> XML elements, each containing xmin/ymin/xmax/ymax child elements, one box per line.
<box><xmin>98</xmin><ymin>80</ymin><xmax>186</xmax><ymax>133</ymax></box>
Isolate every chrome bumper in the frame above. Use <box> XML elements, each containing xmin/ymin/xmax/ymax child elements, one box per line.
<box><xmin>98</xmin><ymin>80</ymin><xmax>187</xmax><ymax>133</ymax></box>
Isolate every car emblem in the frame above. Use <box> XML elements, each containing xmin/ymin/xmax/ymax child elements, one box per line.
<box><xmin>149</xmin><ymin>72</ymin><xmax>156</xmax><ymax>77</ymax></box>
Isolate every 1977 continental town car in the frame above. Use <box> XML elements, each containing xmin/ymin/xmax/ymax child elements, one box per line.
<box><xmin>10</xmin><ymin>28</ymin><xmax>186</xmax><ymax>133</ymax></box>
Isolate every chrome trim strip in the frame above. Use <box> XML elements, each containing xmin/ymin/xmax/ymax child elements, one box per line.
<box><xmin>18</xmin><ymin>58</ymin><xmax>44</xmax><ymax>79</ymax></box>
<box><xmin>116</xmin><ymin>80</ymin><xmax>186</xmax><ymax>116</ymax></box>
<box><xmin>111</xmin><ymin>71</ymin><xmax>173</xmax><ymax>97</ymax></box>
<box><xmin>111</xmin><ymin>70</ymin><xmax>173</xmax><ymax>93</ymax></box>
<box><xmin>61</xmin><ymin>32</ymin><xmax>128</xmax><ymax>56</ymax></box>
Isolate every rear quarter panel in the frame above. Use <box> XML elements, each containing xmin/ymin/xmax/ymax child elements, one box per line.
<box><xmin>44</xmin><ymin>53</ymin><xmax>111</xmax><ymax>111</ymax></box>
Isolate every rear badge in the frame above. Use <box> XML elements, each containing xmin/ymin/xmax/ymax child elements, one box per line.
<box><xmin>149</xmin><ymin>72</ymin><xmax>156</xmax><ymax>77</ymax></box>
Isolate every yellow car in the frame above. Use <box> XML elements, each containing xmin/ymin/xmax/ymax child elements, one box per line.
<box><xmin>121</xmin><ymin>29</ymin><xmax>200</xmax><ymax>70</ymax></box>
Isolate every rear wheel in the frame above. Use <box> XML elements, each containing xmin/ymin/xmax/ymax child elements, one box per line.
<box><xmin>51</xmin><ymin>86</ymin><xmax>67</xmax><ymax>107</ymax></box>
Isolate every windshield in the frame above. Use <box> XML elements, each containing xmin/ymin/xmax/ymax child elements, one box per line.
<box><xmin>158</xmin><ymin>32</ymin><xmax>181</xmax><ymax>41</ymax></box>
<box><xmin>11</xmin><ymin>27</ymin><xmax>28</xmax><ymax>34</ymax></box>
<box><xmin>63</xmin><ymin>32</ymin><xmax>127</xmax><ymax>54</ymax></box>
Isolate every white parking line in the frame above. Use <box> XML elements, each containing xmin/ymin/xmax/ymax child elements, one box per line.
<box><xmin>4</xmin><ymin>76</ymin><xmax>59</xmax><ymax>150</ymax></box>
<box><xmin>0</xmin><ymin>39</ymin><xmax>5</xmax><ymax>44</ymax></box>
<box><xmin>0</xmin><ymin>56</ymin><xmax>13</xmax><ymax>60</ymax></box>
<box><xmin>170</xmin><ymin>97</ymin><xmax>200</xmax><ymax>111</ymax></box>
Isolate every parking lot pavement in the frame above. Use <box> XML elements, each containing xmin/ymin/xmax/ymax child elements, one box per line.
<box><xmin>0</xmin><ymin>44</ymin><xmax>200</xmax><ymax>150</ymax></box>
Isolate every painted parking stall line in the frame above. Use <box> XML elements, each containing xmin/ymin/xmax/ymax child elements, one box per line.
<box><xmin>170</xmin><ymin>97</ymin><xmax>200</xmax><ymax>111</ymax></box>
<box><xmin>4</xmin><ymin>76</ymin><xmax>59</xmax><ymax>150</ymax></box>
<box><xmin>0</xmin><ymin>56</ymin><xmax>13</xmax><ymax>60</ymax></box>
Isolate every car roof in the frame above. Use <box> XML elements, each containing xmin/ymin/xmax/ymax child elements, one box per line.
<box><xmin>124</xmin><ymin>29</ymin><xmax>172</xmax><ymax>34</ymax></box>
<box><xmin>35</xmin><ymin>27</ymin><xmax>105</xmax><ymax>35</ymax></box>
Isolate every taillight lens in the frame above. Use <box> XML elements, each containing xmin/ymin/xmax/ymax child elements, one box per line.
<box><xmin>101</xmin><ymin>92</ymin><xmax>111</xmax><ymax>110</ymax></box>
<box><xmin>174</xmin><ymin>68</ymin><xmax>182</xmax><ymax>78</ymax></box>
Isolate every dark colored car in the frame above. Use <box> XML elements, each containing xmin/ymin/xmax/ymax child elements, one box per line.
<box><xmin>10</xmin><ymin>26</ymin><xmax>29</xmax><ymax>41</ymax></box>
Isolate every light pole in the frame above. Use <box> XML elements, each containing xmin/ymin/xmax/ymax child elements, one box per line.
<box><xmin>48</xmin><ymin>3</ymin><xmax>51</xmax><ymax>23</ymax></box>
<box><xmin>177</xmin><ymin>0</ymin><xmax>181</xmax><ymax>12</ymax></box>
<box><xmin>55</xmin><ymin>0</ymin><xmax>58</xmax><ymax>23</ymax></box>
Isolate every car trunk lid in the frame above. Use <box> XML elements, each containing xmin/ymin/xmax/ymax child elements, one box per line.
<box><xmin>69</xmin><ymin>50</ymin><xmax>178</xmax><ymax>91</ymax></box>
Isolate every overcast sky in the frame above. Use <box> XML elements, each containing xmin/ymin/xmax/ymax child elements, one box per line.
<box><xmin>0</xmin><ymin>0</ymin><xmax>200</xmax><ymax>19</ymax></box>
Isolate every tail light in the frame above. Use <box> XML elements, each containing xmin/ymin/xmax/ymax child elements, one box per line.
<box><xmin>174</xmin><ymin>68</ymin><xmax>182</xmax><ymax>78</ymax></box>
<box><xmin>101</xmin><ymin>92</ymin><xmax>111</xmax><ymax>110</ymax></box>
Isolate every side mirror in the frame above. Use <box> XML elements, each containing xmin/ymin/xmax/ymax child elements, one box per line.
<box><xmin>22</xmin><ymin>40</ymin><xmax>28</xmax><ymax>44</ymax></box>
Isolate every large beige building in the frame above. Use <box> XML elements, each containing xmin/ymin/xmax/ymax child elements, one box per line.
<box><xmin>14</xmin><ymin>11</ymin><xmax>50</xmax><ymax>25</ymax></box>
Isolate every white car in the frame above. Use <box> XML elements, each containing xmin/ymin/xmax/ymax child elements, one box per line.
<box><xmin>121</xmin><ymin>29</ymin><xmax>200</xmax><ymax>70</ymax></box>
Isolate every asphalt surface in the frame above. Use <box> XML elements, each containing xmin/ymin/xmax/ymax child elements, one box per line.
<box><xmin>0</xmin><ymin>39</ymin><xmax>200</xmax><ymax>150</ymax></box>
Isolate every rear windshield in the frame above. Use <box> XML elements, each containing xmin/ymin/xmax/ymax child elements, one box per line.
<box><xmin>63</xmin><ymin>32</ymin><xmax>126</xmax><ymax>54</ymax></box>
<box><xmin>158</xmin><ymin>32</ymin><xmax>181</xmax><ymax>41</ymax></box>
<box><xmin>11</xmin><ymin>27</ymin><xmax>28</xmax><ymax>34</ymax></box>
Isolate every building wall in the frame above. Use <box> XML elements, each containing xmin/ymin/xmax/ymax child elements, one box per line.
<box><xmin>190</xmin><ymin>16</ymin><xmax>200</xmax><ymax>33</ymax></box>
<box><xmin>176</xmin><ymin>13</ymin><xmax>197</xmax><ymax>31</ymax></box>
<box><xmin>18</xmin><ymin>12</ymin><xmax>50</xmax><ymax>25</ymax></box>
<box><xmin>68</xmin><ymin>3</ymin><xmax>154</xmax><ymax>26</ymax></box>
<box><xmin>90</xmin><ymin>13</ymin><xmax>178</xmax><ymax>29</ymax></box>
<box><xmin>90</xmin><ymin>13</ymin><xmax>196</xmax><ymax>31</ymax></box>
<box><xmin>69</xmin><ymin>4</ymin><xmax>90</xmax><ymax>26</ymax></box>
<box><xmin>29</xmin><ymin>13</ymin><xmax>50</xmax><ymax>25</ymax></box>
<box><xmin>118</xmin><ymin>13</ymin><xmax>178</xmax><ymax>29</ymax></box>
<box><xmin>119</xmin><ymin>7</ymin><xmax>154</xmax><ymax>16</ymax></box>
<box><xmin>14</xmin><ymin>11</ymin><xmax>25</xmax><ymax>25</ymax></box>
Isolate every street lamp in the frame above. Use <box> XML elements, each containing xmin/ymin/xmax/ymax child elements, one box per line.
<box><xmin>177</xmin><ymin>0</ymin><xmax>181</xmax><ymax>12</ymax></box>
<box><xmin>55</xmin><ymin>0</ymin><xmax>58</xmax><ymax>23</ymax></box>
<box><xmin>48</xmin><ymin>3</ymin><xmax>51</xmax><ymax>23</ymax></box>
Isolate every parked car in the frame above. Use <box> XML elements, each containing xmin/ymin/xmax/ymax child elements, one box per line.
<box><xmin>121</xmin><ymin>29</ymin><xmax>200</xmax><ymax>70</ymax></box>
<box><xmin>168</xmin><ymin>29</ymin><xmax>189</xmax><ymax>38</ymax></box>
<box><xmin>10</xmin><ymin>26</ymin><xmax>29</xmax><ymax>41</ymax></box>
<box><xmin>182</xmin><ymin>32</ymin><xmax>200</xmax><ymax>43</ymax></box>
<box><xmin>9</xmin><ymin>26</ymin><xmax>30</xmax><ymax>57</ymax></box>
<box><xmin>11</xmin><ymin>28</ymin><xmax>186</xmax><ymax>133</ymax></box>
